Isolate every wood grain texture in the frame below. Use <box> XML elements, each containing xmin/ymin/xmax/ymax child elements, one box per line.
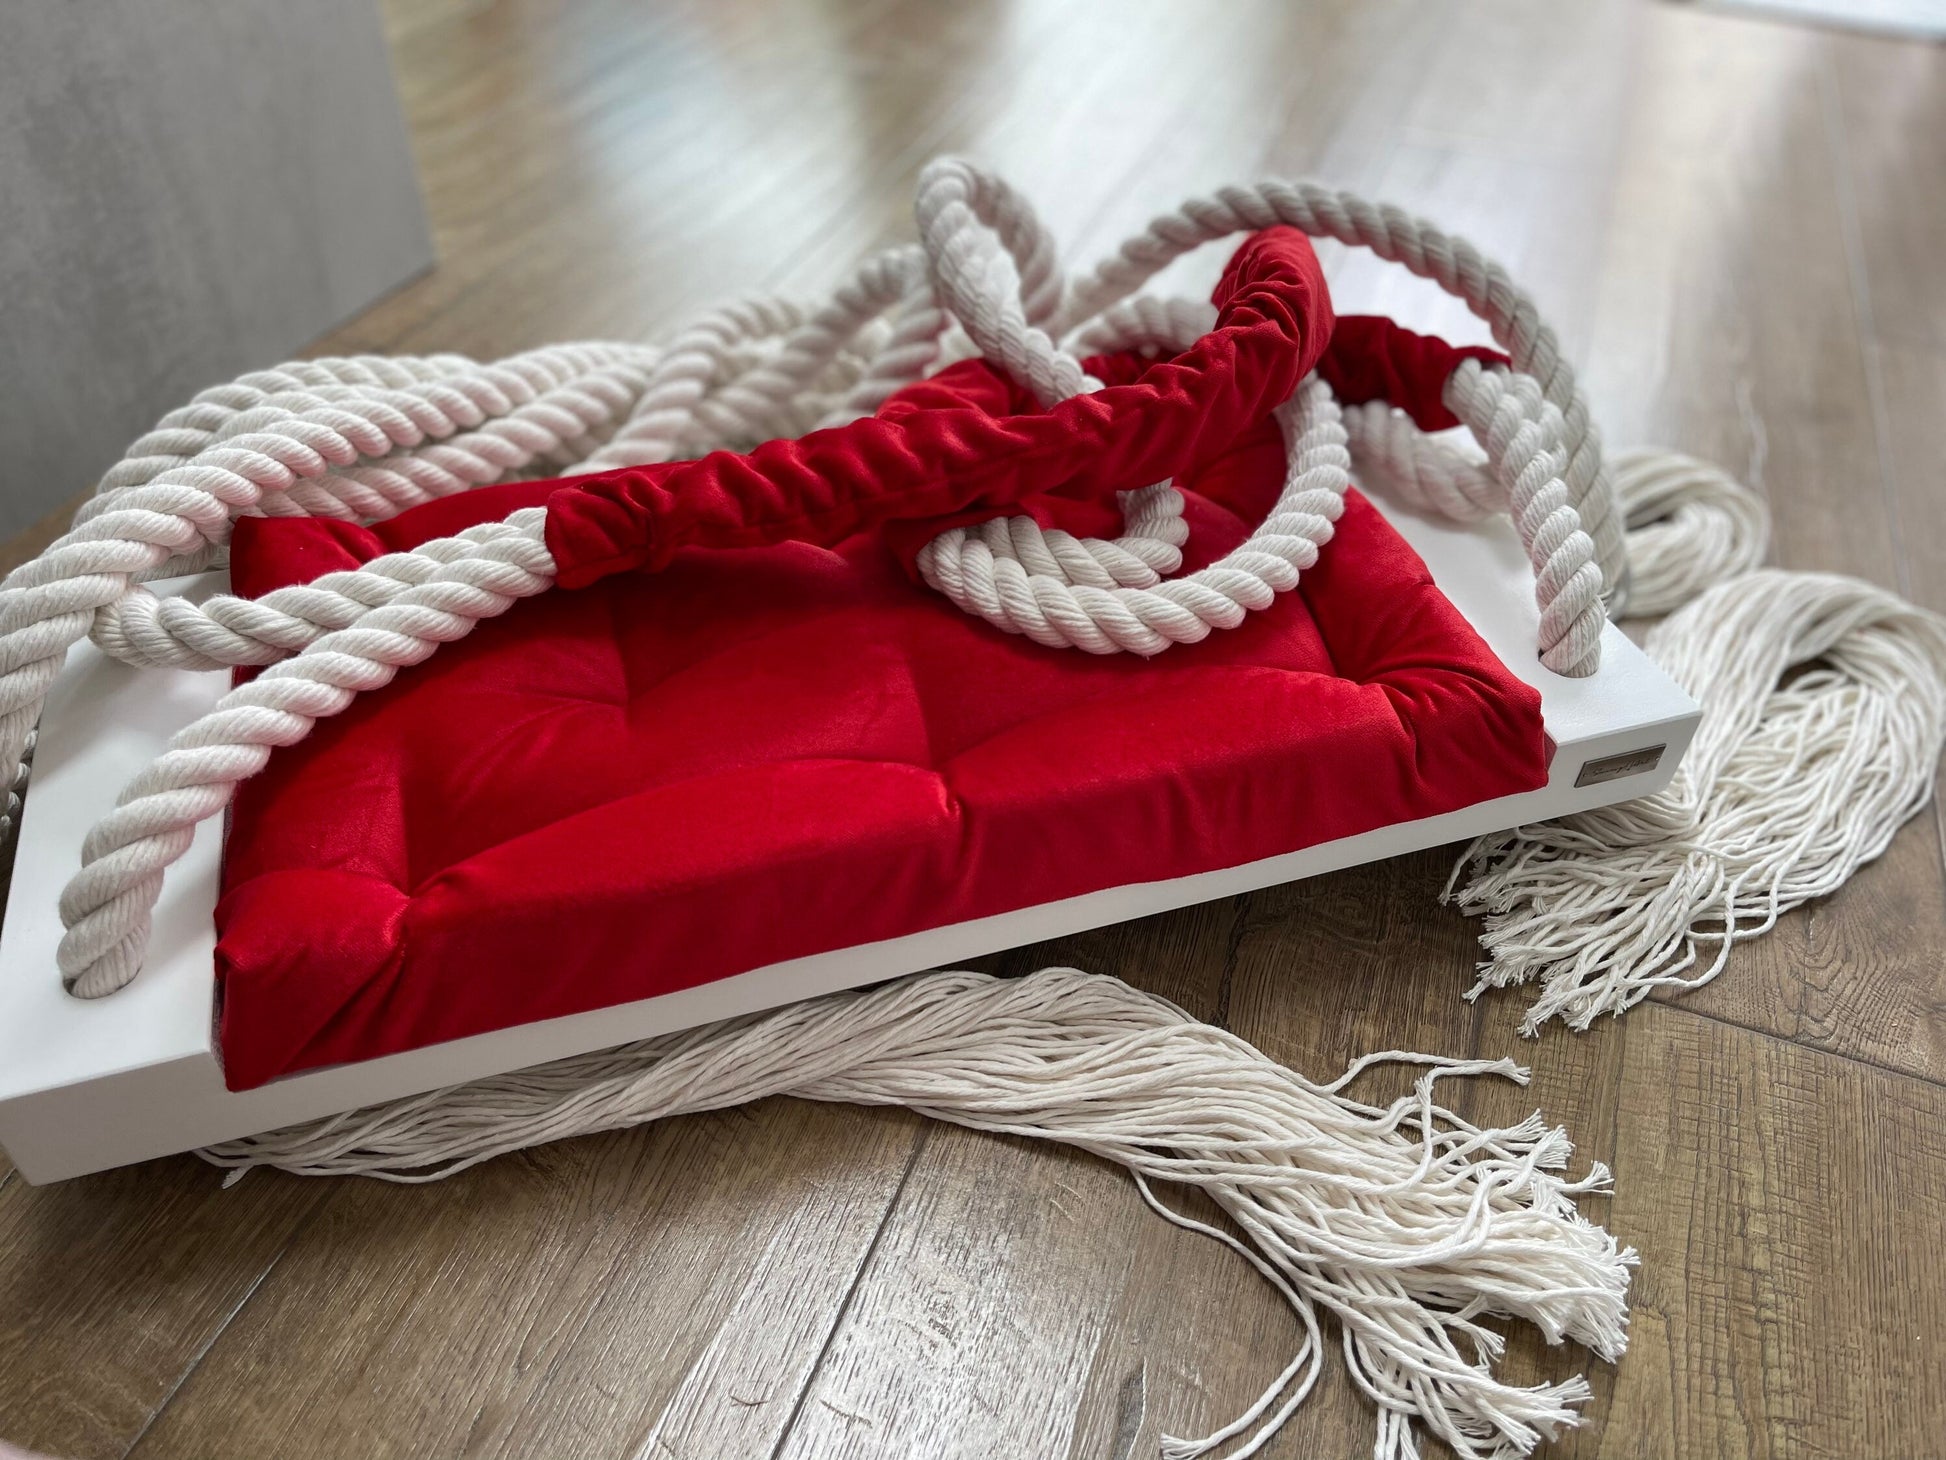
<box><xmin>0</xmin><ymin>1158</ymin><xmax>327</xmax><ymax>1460</ymax></box>
<box><xmin>1578</xmin><ymin>6</ymin><xmax>1946</xmax><ymax>1085</ymax></box>
<box><xmin>1591</xmin><ymin>1007</ymin><xmax>1946</xmax><ymax>1458</ymax></box>
<box><xmin>1827</xmin><ymin>32</ymin><xmax>1946</xmax><ymax>355</ymax></box>
<box><xmin>122</xmin><ymin>1104</ymin><xmax>921</xmax><ymax>1460</ymax></box>
<box><xmin>2</xmin><ymin>2</ymin><xmax>1943</xmax><ymax>1458</ymax></box>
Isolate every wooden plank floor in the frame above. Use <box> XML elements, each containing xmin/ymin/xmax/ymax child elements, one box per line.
<box><xmin>3</xmin><ymin>2</ymin><xmax>1944</xmax><ymax>1455</ymax></box>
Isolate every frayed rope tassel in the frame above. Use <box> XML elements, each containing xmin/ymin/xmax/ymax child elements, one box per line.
<box><xmin>202</xmin><ymin>966</ymin><xmax>1633</xmax><ymax>1459</ymax></box>
<box><xmin>1449</xmin><ymin>564</ymin><xmax>1946</xmax><ymax>1033</ymax></box>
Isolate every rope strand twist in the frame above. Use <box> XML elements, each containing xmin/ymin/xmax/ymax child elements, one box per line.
<box><xmin>30</xmin><ymin>160</ymin><xmax>1621</xmax><ymax>998</ymax></box>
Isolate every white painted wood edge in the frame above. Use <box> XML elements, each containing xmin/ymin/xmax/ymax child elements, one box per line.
<box><xmin>0</xmin><ymin>500</ymin><xmax>1698</xmax><ymax>1182</ymax></box>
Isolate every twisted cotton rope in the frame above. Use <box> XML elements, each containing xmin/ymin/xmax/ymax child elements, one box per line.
<box><xmin>58</xmin><ymin>506</ymin><xmax>556</xmax><ymax>995</ymax></box>
<box><xmin>1609</xmin><ymin>448</ymin><xmax>1771</xmax><ymax>618</ymax></box>
<box><xmin>85</xmin><ymin>291</ymin><xmax>901</xmax><ymax>673</ymax></box>
<box><xmin>1029</xmin><ymin>293</ymin><xmax>1605</xmax><ymax>671</ymax></box>
<box><xmin>1447</xmin><ymin>570</ymin><xmax>1946</xmax><ymax>1031</ymax></box>
<box><xmin>911</xmin><ymin>159</ymin><xmax>1197</xmax><ymax>602</ymax></box>
<box><xmin>920</xmin><ymin>377</ymin><xmax>1349</xmax><ymax>655</ymax></box>
<box><xmin>201</xmin><ymin>965</ymin><xmax>1634</xmax><ymax>1460</ymax></box>
<box><xmin>29</xmin><ymin>157</ymin><xmax>1901</xmax><ymax>1456</ymax></box>
<box><xmin>906</xmin><ymin>170</ymin><xmax>1946</xmax><ymax>1048</ymax></box>
<box><xmin>40</xmin><ymin>242</ymin><xmax>953</xmax><ymax>995</ymax></box>
<box><xmin>46</xmin><ymin>163</ymin><xmax>1620</xmax><ymax>997</ymax></box>
<box><xmin>1</xmin><ymin>259</ymin><xmax>919</xmax><ymax>784</ymax></box>
<box><xmin>1338</xmin><ymin>398</ymin><xmax>1500</xmax><ymax>523</ymax></box>
<box><xmin>915</xmin><ymin>162</ymin><xmax>1608</xmax><ymax>669</ymax></box>
<box><xmin>0</xmin><ymin>337</ymin><xmax>712</xmax><ymax>797</ymax></box>
<box><xmin>1051</xmin><ymin>179</ymin><xmax>1629</xmax><ymax>612</ymax></box>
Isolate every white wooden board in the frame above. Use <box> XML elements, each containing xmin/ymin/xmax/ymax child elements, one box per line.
<box><xmin>0</xmin><ymin>499</ymin><xmax>1698</xmax><ymax>1182</ymax></box>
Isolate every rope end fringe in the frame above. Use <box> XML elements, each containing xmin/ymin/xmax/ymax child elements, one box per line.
<box><xmin>199</xmin><ymin>966</ymin><xmax>1633</xmax><ymax>1460</ymax></box>
<box><xmin>1444</xmin><ymin>454</ymin><xmax>1946</xmax><ymax>1034</ymax></box>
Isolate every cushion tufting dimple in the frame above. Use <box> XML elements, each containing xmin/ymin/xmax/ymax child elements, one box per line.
<box><xmin>214</xmin><ymin>383</ymin><xmax>1547</xmax><ymax>1090</ymax></box>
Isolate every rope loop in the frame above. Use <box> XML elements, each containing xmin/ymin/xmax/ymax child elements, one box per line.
<box><xmin>14</xmin><ymin>162</ymin><xmax>1637</xmax><ymax>996</ymax></box>
<box><xmin>1055</xmin><ymin>177</ymin><xmax>1629</xmax><ymax>611</ymax></box>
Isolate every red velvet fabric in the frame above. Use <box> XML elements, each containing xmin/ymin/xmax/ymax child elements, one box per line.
<box><xmin>543</xmin><ymin>228</ymin><xmax>1335</xmax><ymax>587</ymax></box>
<box><xmin>1316</xmin><ymin>317</ymin><xmax>1507</xmax><ymax>432</ymax></box>
<box><xmin>217</xmin><ymin>492</ymin><xmax>1546</xmax><ymax>1090</ymax></box>
<box><xmin>312</xmin><ymin>309</ymin><xmax>1505</xmax><ymax>593</ymax></box>
<box><xmin>876</xmin><ymin>316</ymin><xmax>1508</xmax><ymax>569</ymax></box>
<box><xmin>211</xmin><ymin>251</ymin><xmax>1545</xmax><ymax>1088</ymax></box>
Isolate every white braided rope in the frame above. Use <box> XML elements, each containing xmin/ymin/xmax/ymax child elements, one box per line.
<box><xmin>1050</xmin><ymin>179</ymin><xmax>1630</xmax><ymax>612</ymax></box>
<box><xmin>1338</xmin><ymin>400</ymin><xmax>1504</xmax><ymax>524</ymax></box>
<box><xmin>1</xmin><ymin>168</ymin><xmax>1617</xmax><ymax>769</ymax></box>
<box><xmin>573</xmin><ymin>248</ymin><xmax>937</xmax><ymax>472</ymax></box>
<box><xmin>1442</xmin><ymin>363</ymin><xmax>1605</xmax><ymax>676</ymax></box>
<box><xmin>919</xmin><ymin>377</ymin><xmax>1347</xmax><ymax>655</ymax></box>
<box><xmin>914</xmin><ymin>159</ymin><xmax>1192</xmax><ymax>592</ymax></box>
<box><xmin>31</xmin><ymin>161</ymin><xmax>1624</xmax><ymax>997</ymax></box>
<box><xmin>0</xmin><ymin>342</ymin><xmax>673</xmax><ymax>788</ymax></box>
<box><xmin>59</xmin><ymin>508</ymin><xmax>557</xmax><ymax>997</ymax></box>
<box><xmin>12</xmin><ymin>155</ymin><xmax>1931</xmax><ymax>1460</ymax></box>
<box><xmin>915</xmin><ymin>159</ymin><xmax>1072</xmax><ymax>400</ymax></box>
<box><xmin>43</xmin><ymin>242</ymin><xmax>928</xmax><ymax>987</ymax></box>
<box><xmin>200</xmin><ymin>964</ymin><xmax>1634</xmax><ymax>1460</ymax></box>
<box><xmin>1611</xmin><ymin>447</ymin><xmax>1772</xmax><ymax>618</ymax></box>
<box><xmin>38</xmin><ymin>260</ymin><xmax>944</xmax><ymax>995</ymax></box>
<box><xmin>1048</xmin><ymin>295</ymin><xmax>1607</xmax><ymax>673</ymax></box>
<box><xmin>84</xmin><ymin>280</ymin><xmax>925</xmax><ymax>678</ymax></box>
<box><xmin>46</xmin><ymin>369</ymin><xmax>1346</xmax><ymax>994</ymax></box>
<box><xmin>6</xmin><ymin>243</ymin><xmax>933</xmax><ymax>711</ymax></box>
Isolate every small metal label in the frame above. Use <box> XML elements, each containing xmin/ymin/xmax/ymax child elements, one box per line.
<box><xmin>1574</xmin><ymin>744</ymin><xmax>1666</xmax><ymax>788</ymax></box>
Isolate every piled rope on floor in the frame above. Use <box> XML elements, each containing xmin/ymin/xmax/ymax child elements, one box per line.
<box><xmin>1449</xmin><ymin>565</ymin><xmax>1946</xmax><ymax>1031</ymax></box>
<box><xmin>7</xmin><ymin>156</ymin><xmax>1946</xmax><ymax>1456</ymax></box>
<box><xmin>1441</xmin><ymin>447</ymin><xmax>1946</xmax><ymax>1029</ymax></box>
<box><xmin>203</xmin><ymin>967</ymin><xmax>1633</xmax><ymax>1460</ymax></box>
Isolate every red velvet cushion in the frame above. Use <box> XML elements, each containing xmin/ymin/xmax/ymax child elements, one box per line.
<box><xmin>214</xmin><ymin>418</ymin><xmax>1547</xmax><ymax>1089</ymax></box>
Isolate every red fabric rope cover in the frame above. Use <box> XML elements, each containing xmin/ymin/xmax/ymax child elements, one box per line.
<box><xmin>231</xmin><ymin>301</ymin><xmax>1510</xmax><ymax>604</ymax></box>
<box><xmin>542</xmin><ymin>227</ymin><xmax>1335</xmax><ymax>588</ymax></box>
<box><xmin>872</xmin><ymin>316</ymin><xmax>1508</xmax><ymax>568</ymax></box>
<box><xmin>229</xmin><ymin>227</ymin><xmax>1510</xmax><ymax>601</ymax></box>
<box><xmin>230</xmin><ymin>306</ymin><xmax>1512</xmax><ymax>601</ymax></box>
<box><xmin>1316</xmin><ymin>316</ymin><xmax>1506</xmax><ymax>432</ymax></box>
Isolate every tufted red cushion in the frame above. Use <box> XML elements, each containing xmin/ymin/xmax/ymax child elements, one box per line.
<box><xmin>212</xmin><ymin>232</ymin><xmax>1538</xmax><ymax>1091</ymax></box>
<box><xmin>214</xmin><ymin>432</ymin><xmax>1547</xmax><ymax>1089</ymax></box>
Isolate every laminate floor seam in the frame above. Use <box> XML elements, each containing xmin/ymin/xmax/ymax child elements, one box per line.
<box><xmin>117</xmin><ymin>1183</ymin><xmax>337</xmax><ymax>1460</ymax></box>
<box><xmin>1636</xmin><ymin>990</ymin><xmax>1946</xmax><ymax>1093</ymax></box>
<box><xmin>761</xmin><ymin>1121</ymin><xmax>934</xmax><ymax>1460</ymax></box>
